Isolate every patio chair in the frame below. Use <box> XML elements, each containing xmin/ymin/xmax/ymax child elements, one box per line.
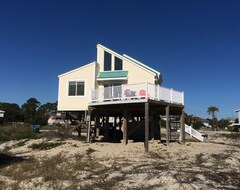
<box><xmin>125</xmin><ymin>89</ymin><xmax>132</xmax><ymax>97</ymax></box>
<box><xmin>139</xmin><ymin>89</ymin><xmax>146</xmax><ymax>98</ymax></box>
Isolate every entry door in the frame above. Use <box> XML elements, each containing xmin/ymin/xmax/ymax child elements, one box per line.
<box><xmin>103</xmin><ymin>83</ymin><xmax>122</xmax><ymax>99</ymax></box>
<box><xmin>103</xmin><ymin>84</ymin><xmax>112</xmax><ymax>99</ymax></box>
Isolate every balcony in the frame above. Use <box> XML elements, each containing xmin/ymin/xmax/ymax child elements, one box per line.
<box><xmin>89</xmin><ymin>82</ymin><xmax>184</xmax><ymax>105</ymax></box>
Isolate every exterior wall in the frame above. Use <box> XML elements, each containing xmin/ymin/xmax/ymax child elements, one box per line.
<box><xmin>58</xmin><ymin>45</ymin><xmax>160</xmax><ymax>111</ymax></box>
<box><xmin>58</xmin><ymin>62</ymin><xmax>96</xmax><ymax>111</ymax></box>
<box><xmin>123</xmin><ymin>59</ymin><xmax>155</xmax><ymax>84</ymax></box>
<box><xmin>97</xmin><ymin>45</ymin><xmax>156</xmax><ymax>84</ymax></box>
<box><xmin>97</xmin><ymin>47</ymin><xmax>104</xmax><ymax>71</ymax></box>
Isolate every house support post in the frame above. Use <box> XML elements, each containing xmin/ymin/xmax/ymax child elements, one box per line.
<box><xmin>159</xmin><ymin>115</ymin><xmax>161</xmax><ymax>142</ymax></box>
<box><xmin>145</xmin><ymin>102</ymin><xmax>149</xmax><ymax>153</ymax></box>
<box><xmin>122</xmin><ymin>111</ymin><xmax>128</xmax><ymax>145</ymax></box>
<box><xmin>119</xmin><ymin>116</ymin><xmax>122</xmax><ymax>131</ymax></box>
<box><xmin>65</xmin><ymin>112</ymin><xmax>69</xmax><ymax>129</ymax></box>
<box><xmin>154</xmin><ymin>114</ymin><xmax>160</xmax><ymax>140</ymax></box>
<box><xmin>170</xmin><ymin>117</ymin><xmax>172</xmax><ymax>141</ymax></box>
<box><xmin>113</xmin><ymin>117</ymin><xmax>117</xmax><ymax>142</ymax></box>
<box><xmin>77</xmin><ymin>120</ymin><xmax>81</xmax><ymax>137</ymax></box>
<box><xmin>180</xmin><ymin>108</ymin><xmax>185</xmax><ymax>143</ymax></box>
<box><xmin>104</xmin><ymin>115</ymin><xmax>109</xmax><ymax>142</ymax></box>
<box><xmin>166</xmin><ymin>105</ymin><xmax>170</xmax><ymax>146</ymax></box>
<box><xmin>87</xmin><ymin>109</ymin><xmax>92</xmax><ymax>143</ymax></box>
<box><xmin>95</xmin><ymin>116</ymin><xmax>100</xmax><ymax>137</ymax></box>
<box><xmin>150</xmin><ymin>112</ymin><xmax>154</xmax><ymax>140</ymax></box>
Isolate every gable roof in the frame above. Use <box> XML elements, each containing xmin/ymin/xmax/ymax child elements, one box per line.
<box><xmin>97</xmin><ymin>44</ymin><xmax>161</xmax><ymax>76</ymax></box>
<box><xmin>58</xmin><ymin>61</ymin><xmax>96</xmax><ymax>78</ymax></box>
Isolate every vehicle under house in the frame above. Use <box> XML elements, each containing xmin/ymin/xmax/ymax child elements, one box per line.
<box><xmin>58</xmin><ymin>44</ymin><xmax>185</xmax><ymax>152</ymax></box>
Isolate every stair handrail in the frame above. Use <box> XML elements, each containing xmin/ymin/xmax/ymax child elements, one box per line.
<box><xmin>185</xmin><ymin>124</ymin><xmax>204</xmax><ymax>141</ymax></box>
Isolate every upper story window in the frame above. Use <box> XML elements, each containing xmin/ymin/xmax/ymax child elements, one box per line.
<box><xmin>68</xmin><ymin>81</ymin><xmax>85</xmax><ymax>96</ymax></box>
<box><xmin>114</xmin><ymin>57</ymin><xmax>123</xmax><ymax>70</ymax></box>
<box><xmin>104</xmin><ymin>51</ymin><xmax>112</xmax><ymax>71</ymax></box>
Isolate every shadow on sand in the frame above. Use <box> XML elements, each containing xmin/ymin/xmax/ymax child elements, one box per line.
<box><xmin>0</xmin><ymin>152</ymin><xmax>26</xmax><ymax>168</ymax></box>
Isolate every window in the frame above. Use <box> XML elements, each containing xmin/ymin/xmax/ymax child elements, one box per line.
<box><xmin>68</xmin><ymin>81</ymin><xmax>85</xmax><ymax>96</ymax></box>
<box><xmin>115</xmin><ymin>57</ymin><xmax>122</xmax><ymax>70</ymax></box>
<box><xmin>103</xmin><ymin>83</ymin><xmax>122</xmax><ymax>99</ymax></box>
<box><xmin>104</xmin><ymin>51</ymin><xmax>112</xmax><ymax>71</ymax></box>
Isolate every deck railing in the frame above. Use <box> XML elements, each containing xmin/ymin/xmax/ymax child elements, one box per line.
<box><xmin>89</xmin><ymin>82</ymin><xmax>184</xmax><ymax>105</ymax></box>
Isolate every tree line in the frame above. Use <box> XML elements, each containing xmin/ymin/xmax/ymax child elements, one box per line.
<box><xmin>0</xmin><ymin>98</ymin><xmax>57</xmax><ymax>126</ymax></box>
<box><xmin>0</xmin><ymin>100</ymin><xmax>236</xmax><ymax>130</ymax></box>
<box><xmin>185</xmin><ymin>106</ymin><xmax>237</xmax><ymax>130</ymax></box>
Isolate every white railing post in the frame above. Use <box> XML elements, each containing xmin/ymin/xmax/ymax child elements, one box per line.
<box><xmin>111</xmin><ymin>86</ymin><xmax>114</xmax><ymax>99</ymax></box>
<box><xmin>121</xmin><ymin>84</ymin><xmax>124</xmax><ymax>100</ymax></box>
<box><xmin>101</xmin><ymin>88</ymin><xmax>104</xmax><ymax>102</ymax></box>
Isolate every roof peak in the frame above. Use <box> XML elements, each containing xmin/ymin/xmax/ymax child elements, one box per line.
<box><xmin>97</xmin><ymin>44</ymin><xmax>160</xmax><ymax>76</ymax></box>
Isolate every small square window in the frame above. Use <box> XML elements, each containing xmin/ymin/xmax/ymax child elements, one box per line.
<box><xmin>68</xmin><ymin>81</ymin><xmax>85</xmax><ymax>96</ymax></box>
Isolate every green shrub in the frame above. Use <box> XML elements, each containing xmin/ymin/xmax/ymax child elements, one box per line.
<box><xmin>193</xmin><ymin>121</ymin><xmax>204</xmax><ymax>130</ymax></box>
<box><xmin>29</xmin><ymin>142</ymin><xmax>65</xmax><ymax>150</ymax></box>
<box><xmin>37</xmin><ymin>125</ymin><xmax>73</xmax><ymax>140</ymax></box>
<box><xmin>0</xmin><ymin>124</ymin><xmax>37</xmax><ymax>142</ymax></box>
<box><xmin>0</xmin><ymin>124</ymin><xmax>79</xmax><ymax>142</ymax></box>
<box><xmin>13</xmin><ymin>140</ymin><xmax>29</xmax><ymax>148</ymax></box>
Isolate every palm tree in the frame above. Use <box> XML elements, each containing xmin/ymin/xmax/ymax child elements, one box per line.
<box><xmin>207</xmin><ymin>106</ymin><xmax>219</xmax><ymax>129</ymax></box>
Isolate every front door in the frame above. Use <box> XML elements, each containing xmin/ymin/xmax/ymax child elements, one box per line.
<box><xmin>103</xmin><ymin>83</ymin><xmax>122</xmax><ymax>100</ymax></box>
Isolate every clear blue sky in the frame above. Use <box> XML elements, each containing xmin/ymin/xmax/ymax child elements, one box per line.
<box><xmin>0</xmin><ymin>0</ymin><xmax>239</xmax><ymax>119</ymax></box>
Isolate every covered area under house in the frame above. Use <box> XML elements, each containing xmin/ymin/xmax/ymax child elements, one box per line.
<box><xmin>84</xmin><ymin>83</ymin><xmax>185</xmax><ymax>152</ymax></box>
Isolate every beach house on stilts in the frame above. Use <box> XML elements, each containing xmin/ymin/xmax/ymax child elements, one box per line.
<box><xmin>57</xmin><ymin>44</ymin><xmax>185</xmax><ymax>152</ymax></box>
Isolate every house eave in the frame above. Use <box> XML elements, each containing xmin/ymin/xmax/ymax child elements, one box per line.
<box><xmin>123</xmin><ymin>54</ymin><xmax>160</xmax><ymax>75</ymax></box>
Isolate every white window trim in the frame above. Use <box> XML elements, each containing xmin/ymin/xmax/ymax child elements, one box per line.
<box><xmin>67</xmin><ymin>79</ymin><xmax>87</xmax><ymax>98</ymax></box>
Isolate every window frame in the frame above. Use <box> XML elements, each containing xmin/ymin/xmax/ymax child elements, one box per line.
<box><xmin>67</xmin><ymin>80</ymin><xmax>86</xmax><ymax>97</ymax></box>
<box><xmin>104</xmin><ymin>51</ymin><xmax>112</xmax><ymax>71</ymax></box>
<box><xmin>114</xmin><ymin>57</ymin><xmax>123</xmax><ymax>70</ymax></box>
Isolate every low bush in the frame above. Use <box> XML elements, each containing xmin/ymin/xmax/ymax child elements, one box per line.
<box><xmin>13</xmin><ymin>140</ymin><xmax>29</xmax><ymax>148</ymax></box>
<box><xmin>0</xmin><ymin>124</ymin><xmax>84</xmax><ymax>143</ymax></box>
<box><xmin>217</xmin><ymin>133</ymin><xmax>240</xmax><ymax>140</ymax></box>
<box><xmin>37</xmin><ymin>125</ymin><xmax>74</xmax><ymax>140</ymax></box>
<box><xmin>29</xmin><ymin>142</ymin><xmax>65</xmax><ymax>150</ymax></box>
<box><xmin>0</xmin><ymin>124</ymin><xmax>37</xmax><ymax>142</ymax></box>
